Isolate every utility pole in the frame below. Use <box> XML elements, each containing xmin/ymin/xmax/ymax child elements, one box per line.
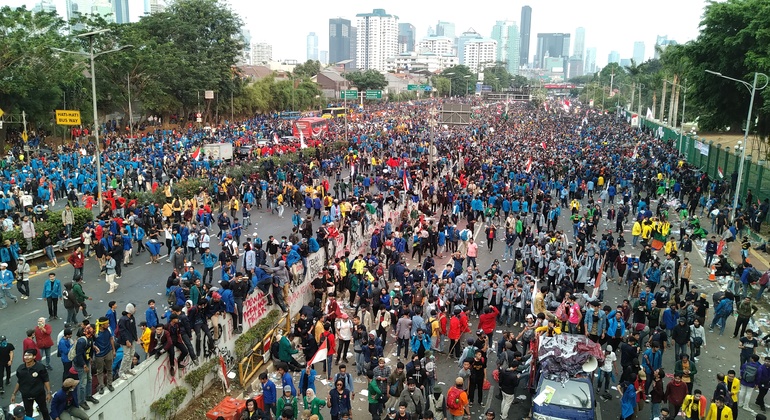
<box><xmin>609</xmin><ymin>71</ymin><xmax>615</xmax><ymax>95</ymax></box>
<box><xmin>127</xmin><ymin>74</ymin><xmax>134</xmax><ymax>139</ymax></box>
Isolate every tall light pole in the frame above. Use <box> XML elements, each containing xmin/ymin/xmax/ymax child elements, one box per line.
<box><xmin>335</xmin><ymin>60</ymin><xmax>353</xmax><ymax>144</ymax></box>
<box><xmin>444</xmin><ymin>72</ymin><xmax>455</xmax><ymax>97</ymax></box>
<box><xmin>53</xmin><ymin>30</ymin><xmax>133</xmax><ymax>210</ymax></box>
<box><xmin>705</xmin><ymin>70</ymin><xmax>769</xmax><ymax>222</ymax></box>
<box><xmin>127</xmin><ymin>74</ymin><xmax>133</xmax><ymax>139</ymax></box>
<box><xmin>664</xmin><ymin>79</ymin><xmax>688</xmax><ymax>155</ymax></box>
<box><xmin>464</xmin><ymin>74</ymin><xmax>471</xmax><ymax>96</ymax></box>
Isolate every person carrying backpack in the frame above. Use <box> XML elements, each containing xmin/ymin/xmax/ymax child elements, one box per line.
<box><xmin>739</xmin><ymin>354</ymin><xmax>762</xmax><ymax>411</ymax></box>
<box><xmin>446</xmin><ymin>377</ymin><xmax>469</xmax><ymax>419</ymax></box>
<box><xmin>709</xmin><ymin>295</ymin><xmax>734</xmax><ymax>336</ymax></box>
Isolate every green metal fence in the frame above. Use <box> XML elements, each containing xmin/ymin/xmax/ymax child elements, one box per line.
<box><xmin>628</xmin><ymin>111</ymin><xmax>770</xmax><ymax>208</ymax></box>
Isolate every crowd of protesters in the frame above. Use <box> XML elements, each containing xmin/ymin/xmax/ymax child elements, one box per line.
<box><xmin>0</xmin><ymin>96</ymin><xmax>769</xmax><ymax>420</ymax></box>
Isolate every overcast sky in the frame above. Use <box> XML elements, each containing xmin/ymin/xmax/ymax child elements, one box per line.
<box><xmin>7</xmin><ymin>0</ymin><xmax>711</xmax><ymax>67</ymax></box>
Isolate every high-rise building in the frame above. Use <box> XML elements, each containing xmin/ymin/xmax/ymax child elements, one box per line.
<box><xmin>32</xmin><ymin>0</ymin><xmax>56</xmax><ymax>13</ymax></box>
<box><xmin>490</xmin><ymin>21</ymin><xmax>520</xmax><ymax>74</ymax></box>
<box><xmin>608</xmin><ymin>51</ymin><xmax>620</xmax><ymax>64</ymax></box>
<box><xmin>350</xmin><ymin>27</ymin><xmax>357</xmax><ymax>69</ymax></box>
<box><xmin>654</xmin><ymin>35</ymin><xmax>677</xmax><ymax>58</ymax></box>
<box><xmin>67</xmin><ymin>0</ymin><xmax>115</xmax><ymax>23</ymax></box>
<box><xmin>519</xmin><ymin>6</ymin><xmax>532</xmax><ymax>66</ymax></box>
<box><xmin>435</xmin><ymin>21</ymin><xmax>456</xmax><ymax>39</ymax></box>
<box><xmin>573</xmin><ymin>27</ymin><xmax>585</xmax><ymax>60</ymax></box>
<box><xmin>398</xmin><ymin>23</ymin><xmax>416</xmax><ymax>53</ymax></box>
<box><xmin>237</xmin><ymin>29</ymin><xmax>252</xmax><ymax>65</ymax></box>
<box><xmin>633</xmin><ymin>41</ymin><xmax>645</xmax><ymax>65</ymax></box>
<box><xmin>329</xmin><ymin>18</ymin><xmax>354</xmax><ymax>68</ymax></box>
<box><xmin>535</xmin><ymin>33</ymin><xmax>570</xmax><ymax>80</ymax></box>
<box><xmin>252</xmin><ymin>42</ymin><xmax>273</xmax><ymax>64</ymax></box>
<box><xmin>584</xmin><ymin>47</ymin><xmax>597</xmax><ymax>74</ymax></box>
<box><xmin>567</xmin><ymin>27</ymin><xmax>585</xmax><ymax>78</ymax></box>
<box><xmin>320</xmin><ymin>51</ymin><xmax>328</xmax><ymax>65</ymax></box>
<box><xmin>112</xmin><ymin>0</ymin><xmax>129</xmax><ymax>23</ymax></box>
<box><xmin>355</xmin><ymin>9</ymin><xmax>399</xmax><ymax>72</ymax></box>
<box><xmin>418</xmin><ymin>36</ymin><xmax>454</xmax><ymax>56</ymax></box>
<box><xmin>307</xmin><ymin>32</ymin><xmax>319</xmax><ymax>61</ymax></box>
<box><xmin>146</xmin><ymin>0</ymin><xmax>165</xmax><ymax>14</ymax></box>
<box><xmin>463</xmin><ymin>39</ymin><xmax>497</xmax><ymax>73</ymax></box>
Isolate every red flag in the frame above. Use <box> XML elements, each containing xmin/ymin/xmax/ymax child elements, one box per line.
<box><xmin>191</xmin><ymin>147</ymin><xmax>201</xmax><ymax>160</ymax></box>
<box><xmin>308</xmin><ymin>337</ymin><xmax>328</xmax><ymax>366</ymax></box>
<box><xmin>525</xmin><ymin>157</ymin><xmax>532</xmax><ymax>174</ymax></box>
<box><xmin>718</xmin><ymin>167</ymin><xmax>724</xmax><ymax>179</ymax></box>
<box><xmin>541</xmin><ymin>141</ymin><xmax>547</xmax><ymax>150</ymax></box>
<box><xmin>403</xmin><ymin>170</ymin><xmax>411</xmax><ymax>191</ymax></box>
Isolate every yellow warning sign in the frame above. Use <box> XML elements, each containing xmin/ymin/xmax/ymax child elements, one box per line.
<box><xmin>55</xmin><ymin>110</ymin><xmax>81</xmax><ymax>125</ymax></box>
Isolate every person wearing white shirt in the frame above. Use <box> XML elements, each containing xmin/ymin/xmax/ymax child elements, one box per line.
<box><xmin>597</xmin><ymin>345</ymin><xmax>617</xmax><ymax>397</ymax></box>
<box><xmin>335</xmin><ymin>313</ymin><xmax>354</xmax><ymax>364</ymax></box>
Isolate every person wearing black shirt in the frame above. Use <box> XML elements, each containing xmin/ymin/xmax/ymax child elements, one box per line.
<box><xmin>0</xmin><ymin>335</ymin><xmax>15</xmax><ymax>392</ymax></box>
<box><xmin>11</xmin><ymin>349</ymin><xmax>52</xmax><ymax>420</ymax></box>
<box><xmin>619</xmin><ymin>337</ymin><xmax>640</xmax><ymax>371</ymax></box>
<box><xmin>468</xmin><ymin>351</ymin><xmax>487</xmax><ymax>405</ymax></box>
<box><xmin>231</xmin><ymin>275</ymin><xmax>249</xmax><ymax>333</ymax></box>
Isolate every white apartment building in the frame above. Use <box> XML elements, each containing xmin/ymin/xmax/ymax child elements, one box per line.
<box><xmin>463</xmin><ymin>39</ymin><xmax>497</xmax><ymax>73</ymax></box>
<box><xmin>355</xmin><ymin>8</ymin><xmax>399</xmax><ymax>72</ymax></box>
<box><xmin>417</xmin><ymin>36</ymin><xmax>454</xmax><ymax>56</ymax></box>
<box><xmin>387</xmin><ymin>51</ymin><xmax>458</xmax><ymax>73</ymax></box>
<box><xmin>252</xmin><ymin>43</ymin><xmax>273</xmax><ymax>65</ymax></box>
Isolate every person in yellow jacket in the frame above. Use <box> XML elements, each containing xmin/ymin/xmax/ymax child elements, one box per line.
<box><xmin>139</xmin><ymin>321</ymin><xmax>152</xmax><ymax>353</ymax></box>
<box><xmin>570</xmin><ymin>199</ymin><xmax>580</xmax><ymax>215</ymax></box>
<box><xmin>229</xmin><ymin>196</ymin><xmax>240</xmax><ymax>217</ymax></box>
<box><xmin>706</xmin><ymin>396</ymin><xmax>733</xmax><ymax>420</ymax></box>
<box><xmin>682</xmin><ymin>390</ymin><xmax>707</xmax><ymax>420</ymax></box>
<box><xmin>632</xmin><ymin>220</ymin><xmax>642</xmax><ymax>247</ymax></box>
<box><xmin>641</xmin><ymin>220</ymin><xmax>653</xmax><ymax>242</ymax></box>
<box><xmin>724</xmin><ymin>371</ymin><xmax>740</xmax><ymax>405</ymax></box>
<box><xmin>351</xmin><ymin>254</ymin><xmax>366</xmax><ymax>276</ymax></box>
<box><xmin>664</xmin><ymin>237</ymin><xmax>678</xmax><ymax>256</ymax></box>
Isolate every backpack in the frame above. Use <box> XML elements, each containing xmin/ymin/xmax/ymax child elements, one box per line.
<box><xmin>514</xmin><ymin>259</ymin><xmax>524</xmax><ymax>274</ymax></box>
<box><xmin>68</xmin><ymin>337</ymin><xmax>85</xmax><ymax>361</ymax></box>
<box><xmin>168</xmin><ymin>286</ymin><xmax>179</xmax><ymax>306</ymax></box>
<box><xmin>743</xmin><ymin>363</ymin><xmax>759</xmax><ymax>383</ymax></box>
<box><xmin>447</xmin><ymin>387</ymin><xmax>462</xmax><ymax>410</ymax></box>
<box><xmin>760</xmin><ymin>271</ymin><xmax>770</xmax><ymax>286</ymax></box>
<box><xmin>719</xmin><ymin>299</ymin><xmax>734</xmax><ymax>317</ymax></box>
<box><xmin>427</xmin><ymin>317</ymin><xmax>438</xmax><ymax>337</ymax></box>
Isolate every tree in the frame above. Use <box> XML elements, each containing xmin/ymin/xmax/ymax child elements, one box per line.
<box><xmin>443</xmin><ymin>65</ymin><xmax>476</xmax><ymax>96</ymax></box>
<box><xmin>430</xmin><ymin>76</ymin><xmax>451</xmax><ymax>97</ymax></box>
<box><xmin>293</xmin><ymin>60</ymin><xmax>321</xmax><ymax>79</ymax></box>
<box><xmin>343</xmin><ymin>70</ymin><xmax>387</xmax><ymax>91</ymax></box>
<box><xmin>680</xmin><ymin>0</ymin><xmax>769</xmax><ymax>138</ymax></box>
<box><xmin>483</xmin><ymin>64</ymin><xmax>512</xmax><ymax>92</ymax></box>
<box><xmin>0</xmin><ymin>6</ymin><xmax>84</xmax><ymax>140</ymax></box>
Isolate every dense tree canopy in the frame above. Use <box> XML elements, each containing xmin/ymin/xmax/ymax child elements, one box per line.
<box><xmin>343</xmin><ymin>70</ymin><xmax>387</xmax><ymax>92</ymax></box>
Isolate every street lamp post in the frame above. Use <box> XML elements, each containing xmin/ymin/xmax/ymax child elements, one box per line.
<box><xmin>335</xmin><ymin>60</ymin><xmax>353</xmax><ymax>144</ymax></box>
<box><xmin>464</xmin><ymin>75</ymin><xmax>471</xmax><ymax>96</ymax></box>
<box><xmin>444</xmin><ymin>72</ymin><xmax>455</xmax><ymax>97</ymax></box>
<box><xmin>53</xmin><ymin>30</ymin><xmax>132</xmax><ymax>210</ymax></box>
<box><xmin>705</xmin><ymin>70</ymin><xmax>769</xmax><ymax>222</ymax></box>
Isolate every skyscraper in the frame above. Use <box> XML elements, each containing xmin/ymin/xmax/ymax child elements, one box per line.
<box><xmin>307</xmin><ymin>32</ymin><xmax>319</xmax><ymax>61</ymax></box>
<box><xmin>491</xmin><ymin>21</ymin><xmax>520</xmax><ymax>74</ymax></box>
<box><xmin>146</xmin><ymin>0</ymin><xmax>165</xmax><ymax>14</ymax></box>
<box><xmin>435</xmin><ymin>21</ymin><xmax>456</xmax><ymax>39</ymax></box>
<box><xmin>398</xmin><ymin>23</ymin><xmax>416</xmax><ymax>53</ymax></box>
<box><xmin>32</xmin><ymin>0</ymin><xmax>56</xmax><ymax>13</ymax></box>
<box><xmin>457</xmin><ymin>29</ymin><xmax>497</xmax><ymax>71</ymax></box>
<box><xmin>608</xmin><ymin>51</ymin><xmax>620</xmax><ymax>64</ymax></box>
<box><xmin>535</xmin><ymin>33</ymin><xmax>570</xmax><ymax>67</ymax></box>
<box><xmin>573</xmin><ymin>27</ymin><xmax>585</xmax><ymax>60</ymax></box>
<box><xmin>329</xmin><ymin>18</ymin><xmax>353</xmax><ymax>68</ymax></box>
<box><xmin>519</xmin><ymin>6</ymin><xmax>532</xmax><ymax>66</ymax></box>
<box><xmin>112</xmin><ymin>0</ymin><xmax>129</xmax><ymax>23</ymax></box>
<box><xmin>654</xmin><ymin>35</ymin><xmax>677</xmax><ymax>58</ymax></box>
<box><xmin>320</xmin><ymin>51</ymin><xmax>328</xmax><ymax>65</ymax></box>
<box><xmin>252</xmin><ymin>42</ymin><xmax>273</xmax><ymax>64</ymax></box>
<box><xmin>633</xmin><ymin>41</ymin><xmax>645</xmax><ymax>64</ymax></box>
<box><xmin>355</xmin><ymin>9</ymin><xmax>399</xmax><ymax>72</ymax></box>
<box><xmin>584</xmin><ymin>47</ymin><xmax>597</xmax><ymax>74</ymax></box>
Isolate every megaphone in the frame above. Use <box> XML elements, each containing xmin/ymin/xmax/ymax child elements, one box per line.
<box><xmin>582</xmin><ymin>356</ymin><xmax>598</xmax><ymax>373</ymax></box>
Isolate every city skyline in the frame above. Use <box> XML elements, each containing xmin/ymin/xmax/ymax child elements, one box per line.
<box><xmin>7</xmin><ymin>0</ymin><xmax>707</xmax><ymax>69</ymax></box>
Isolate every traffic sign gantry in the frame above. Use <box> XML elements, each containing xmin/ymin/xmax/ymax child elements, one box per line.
<box><xmin>340</xmin><ymin>90</ymin><xmax>358</xmax><ymax>100</ymax></box>
<box><xmin>365</xmin><ymin>90</ymin><xmax>382</xmax><ymax>99</ymax></box>
<box><xmin>407</xmin><ymin>84</ymin><xmax>418</xmax><ymax>91</ymax></box>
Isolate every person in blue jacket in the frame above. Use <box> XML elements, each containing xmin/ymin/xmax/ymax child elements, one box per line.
<box><xmin>145</xmin><ymin>300</ymin><xmax>159</xmax><ymax>328</ymax></box>
<box><xmin>57</xmin><ymin>328</ymin><xmax>73</xmax><ymax>383</ymax></box>
<box><xmin>259</xmin><ymin>372</ymin><xmax>278</xmax><ymax>418</ymax></box>
<box><xmin>42</xmin><ymin>273</ymin><xmax>62</xmax><ymax>320</ymax></box>
<box><xmin>618</xmin><ymin>380</ymin><xmax>636</xmax><ymax>420</ymax></box>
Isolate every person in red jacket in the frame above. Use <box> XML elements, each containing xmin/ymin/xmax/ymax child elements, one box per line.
<box><xmin>22</xmin><ymin>329</ymin><xmax>41</xmax><ymax>362</ymax></box>
<box><xmin>34</xmin><ymin>318</ymin><xmax>54</xmax><ymax>370</ymax></box>
<box><xmin>478</xmin><ymin>305</ymin><xmax>500</xmax><ymax>342</ymax></box>
<box><xmin>148</xmin><ymin>324</ymin><xmax>174</xmax><ymax>373</ymax></box>
<box><xmin>448</xmin><ymin>308</ymin><xmax>463</xmax><ymax>359</ymax></box>
<box><xmin>67</xmin><ymin>248</ymin><xmax>85</xmax><ymax>282</ymax></box>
